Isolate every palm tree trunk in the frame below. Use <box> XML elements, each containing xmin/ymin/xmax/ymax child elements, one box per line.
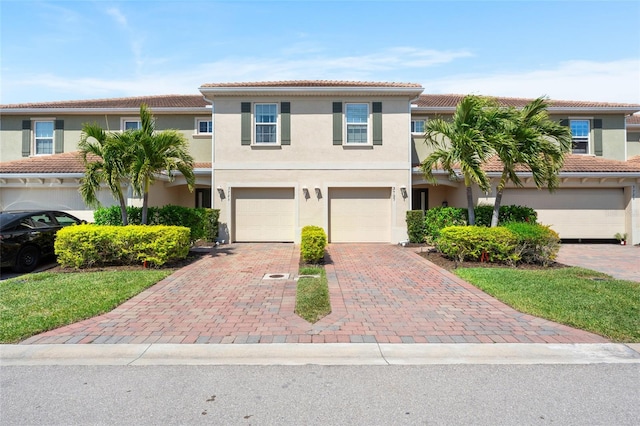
<box><xmin>491</xmin><ymin>189</ymin><xmax>503</xmax><ymax>227</ymax></box>
<box><xmin>491</xmin><ymin>174</ymin><xmax>508</xmax><ymax>227</ymax></box>
<box><xmin>466</xmin><ymin>185</ymin><xmax>475</xmax><ymax>225</ymax></box>
<box><xmin>141</xmin><ymin>178</ymin><xmax>150</xmax><ymax>225</ymax></box>
<box><xmin>118</xmin><ymin>192</ymin><xmax>128</xmax><ymax>226</ymax></box>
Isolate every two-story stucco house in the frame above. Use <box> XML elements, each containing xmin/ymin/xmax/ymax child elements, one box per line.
<box><xmin>1</xmin><ymin>81</ymin><xmax>639</xmax><ymax>244</ymax></box>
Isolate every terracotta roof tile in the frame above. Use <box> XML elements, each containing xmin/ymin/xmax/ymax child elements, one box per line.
<box><xmin>200</xmin><ymin>80</ymin><xmax>423</xmax><ymax>88</ymax></box>
<box><xmin>1</xmin><ymin>95</ymin><xmax>208</xmax><ymax>110</ymax></box>
<box><xmin>0</xmin><ymin>152</ymin><xmax>212</xmax><ymax>174</ymax></box>
<box><xmin>481</xmin><ymin>154</ymin><xmax>640</xmax><ymax>173</ymax></box>
<box><xmin>627</xmin><ymin>114</ymin><xmax>640</xmax><ymax>125</ymax></box>
<box><xmin>413</xmin><ymin>94</ymin><xmax>640</xmax><ymax>109</ymax></box>
<box><xmin>0</xmin><ymin>152</ymin><xmax>89</xmax><ymax>173</ymax></box>
<box><xmin>628</xmin><ymin>155</ymin><xmax>640</xmax><ymax>164</ymax></box>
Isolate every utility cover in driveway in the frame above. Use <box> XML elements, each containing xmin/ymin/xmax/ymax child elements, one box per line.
<box><xmin>329</xmin><ymin>187</ymin><xmax>391</xmax><ymax>242</ymax></box>
<box><xmin>233</xmin><ymin>188</ymin><xmax>295</xmax><ymax>242</ymax></box>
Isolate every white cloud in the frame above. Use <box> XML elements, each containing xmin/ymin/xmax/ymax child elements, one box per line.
<box><xmin>106</xmin><ymin>7</ymin><xmax>127</xmax><ymax>27</ymax></box>
<box><xmin>3</xmin><ymin>51</ymin><xmax>638</xmax><ymax>106</ymax></box>
<box><xmin>422</xmin><ymin>59</ymin><xmax>640</xmax><ymax>103</ymax></box>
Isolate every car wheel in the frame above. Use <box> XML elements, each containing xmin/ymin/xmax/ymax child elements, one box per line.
<box><xmin>13</xmin><ymin>246</ymin><xmax>40</xmax><ymax>273</ymax></box>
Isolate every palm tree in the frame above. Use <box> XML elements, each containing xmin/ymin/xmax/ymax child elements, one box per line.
<box><xmin>489</xmin><ymin>97</ymin><xmax>572</xmax><ymax>227</ymax></box>
<box><xmin>78</xmin><ymin>124</ymin><xmax>133</xmax><ymax>225</ymax></box>
<box><xmin>420</xmin><ymin>95</ymin><xmax>499</xmax><ymax>225</ymax></box>
<box><xmin>129</xmin><ymin>104</ymin><xmax>195</xmax><ymax>224</ymax></box>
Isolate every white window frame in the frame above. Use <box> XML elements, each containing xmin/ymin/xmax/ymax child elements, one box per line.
<box><xmin>411</xmin><ymin>119</ymin><xmax>425</xmax><ymax>134</ymax></box>
<box><xmin>121</xmin><ymin>117</ymin><xmax>141</xmax><ymax>131</ymax></box>
<box><xmin>254</xmin><ymin>103</ymin><xmax>278</xmax><ymax>145</ymax></box>
<box><xmin>195</xmin><ymin>117</ymin><xmax>212</xmax><ymax>135</ymax></box>
<box><xmin>33</xmin><ymin>119</ymin><xmax>55</xmax><ymax>156</ymax></box>
<box><xmin>345</xmin><ymin>103</ymin><xmax>370</xmax><ymax>145</ymax></box>
<box><xmin>570</xmin><ymin>119</ymin><xmax>590</xmax><ymax>154</ymax></box>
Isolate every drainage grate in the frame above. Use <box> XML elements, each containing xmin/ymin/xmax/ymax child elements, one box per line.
<box><xmin>262</xmin><ymin>273</ymin><xmax>290</xmax><ymax>280</ymax></box>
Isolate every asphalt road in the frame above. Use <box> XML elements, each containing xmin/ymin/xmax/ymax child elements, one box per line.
<box><xmin>2</xmin><ymin>364</ymin><xmax>638</xmax><ymax>425</ymax></box>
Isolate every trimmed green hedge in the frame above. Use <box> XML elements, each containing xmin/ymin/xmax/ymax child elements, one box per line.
<box><xmin>55</xmin><ymin>224</ymin><xmax>190</xmax><ymax>268</ymax></box>
<box><xmin>94</xmin><ymin>205</ymin><xmax>219</xmax><ymax>242</ymax></box>
<box><xmin>435</xmin><ymin>223</ymin><xmax>559</xmax><ymax>265</ymax></box>
<box><xmin>406</xmin><ymin>210</ymin><xmax>427</xmax><ymax>243</ymax></box>
<box><xmin>473</xmin><ymin>204</ymin><xmax>537</xmax><ymax>227</ymax></box>
<box><xmin>436</xmin><ymin>226</ymin><xmax>519</xmax><ymax>264</ymax></box>
<box><xmin>407</xmin><ymin>205</ymin><xmax>539</xmax><ymax>244</ymax></box>
<box><xmin>504</xmin><ymin>222</ymin><xmax>560</xmax><ymax>266</ymax></box>
<box><xmin>301</xmin><ymin>226</ymin><xmax>327</xmax><ymax>264</ymax></box>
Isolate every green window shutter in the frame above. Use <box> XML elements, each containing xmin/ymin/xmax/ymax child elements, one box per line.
<box><xmin>281</xmin><ymin>102</ymin><xmax>291</xmax><ymax>145</ymax></box>
<box><xmin>332</xmin><ymin>102</ymin><xmax>342</xmax><ymax>145</ymax></box>
<box><xmin>593</xmin><ymin>119</ymin><xmax>603</xmax><ymax>156</ymax></box>
<box><xmin>54</xmin><ymin>119</ymin><xmax>64</xmax><ymax>154</ymax></box>
<box><xmin>22</xmin><ymin>120</ymin><xmax>31</xmax><ymax>157</ymax></box>
<box><xmin>372</xmin><ymin>102</ymin><xmax>382</xmax><ymax>145</ymax></box>
<box><xmin>241</xmin><ymin>102</ymin><xmax>251</xmax><ymax>145</ymax></box>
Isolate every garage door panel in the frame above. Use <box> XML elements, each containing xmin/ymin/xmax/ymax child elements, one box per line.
<box><xmin>233</xmin><ymin>188</ymin><xmax>294</xmax><ymax>242</ymax></box>
<box><xmin>329</xmin><ymin>188</ymin><xmax>390</xmax><ymax>243</ymax></box>
<box><xmin>503</xmin><ymin>188</ymin><xmax>625</xmax><ymax>239</ymax></box>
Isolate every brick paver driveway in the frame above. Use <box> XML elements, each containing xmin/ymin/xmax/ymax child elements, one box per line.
<box><xmin>557</xmin><ymin>244</ymin><xmax>640</xmax><ymax>282</ymax></box>
<box><xmin>23</xmin><ymin>243</ymin><xmax>607</xmax><ymax>344</ymax></box>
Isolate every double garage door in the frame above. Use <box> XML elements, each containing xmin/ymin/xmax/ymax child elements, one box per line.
<box><xmin>232</xmin><ymin>187</ymin><xmax>391</xmax><ymax>243</ymax></box>
<box><xmin>503</xmin><ymin>188</ymin><xmax>625</xmax><ymax>239</ymax></box>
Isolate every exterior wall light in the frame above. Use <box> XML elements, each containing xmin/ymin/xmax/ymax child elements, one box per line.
<box><xmin>400</xmin><ymin>186</ymin><xmax>408</xmax><ymax>199</ymax></box>
<box><xmin>217</xmin><ymin>186</ymin><xmax>225</xmax><ymax>199</ymax></box>
<box><xmin>314</xmin><ymin>187</ymin><xmax>322</xmax><ymax>198</ymax></box>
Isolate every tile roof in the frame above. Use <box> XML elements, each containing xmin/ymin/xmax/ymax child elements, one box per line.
<box><xmin>627</xmin><ymin>114</ymin><xmax>640</xmax><ymax>125</ymax></box>
<box><xmin>0</xmin><ymin>152</ymin><xmax>212</xmax><ymax>174</ymax></box>
<box><xmin>200</xmin><ymin>80</ymin><xmax>423</xmax><ymax>88</ymax></box>
<box><xmin>413</xmin><ymin>94</ymin><xmax>640</xmax><ymax>109</ymax></box>
<box><xmin>628</xmin><ymin>155</ymin><xmax>640</xmax><ymax>164</ymax></box>
<box><xmin>0</xmin><ymin>95</ymin><xmax>208</xmax><ymax>110</ymax></box>
<box><xmin>0</xmin><ymin>152</ymin><xmax>89</xmax><ymax>173</ymax></box>
<box><xmin>481</xmin><ymin>154</ymin><xmax>640</xmax><ymax>173</ymax></box>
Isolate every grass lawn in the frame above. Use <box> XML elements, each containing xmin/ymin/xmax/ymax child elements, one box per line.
<box><xmin>295</xmin><ymin>266</ymin><xmax>331</xmax><ymax>323</ymax></box>
<box><xmin>455</xmin><ymin>267</ymin><xmax>640</xmax><ymax>342</ymax></box>
<box><xmin>0</xmin><ymin>270</ymin><xmax>172</xmax><ymax>343</ymax></box>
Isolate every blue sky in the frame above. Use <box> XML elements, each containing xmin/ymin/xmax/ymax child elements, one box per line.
<box><xmin>1</xmin><ymin>0</ymin><xmax>639</xmax><ymax>104</ymax></box>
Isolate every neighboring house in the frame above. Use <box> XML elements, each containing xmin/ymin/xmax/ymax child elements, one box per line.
<box><xmin>1</xmin><ymin>82</ymin><xmax>639</xmax><ymax>244</ymax></box>
<box><xmin>0</xmin><ymin>95</ymin><xmax>214</xmax><ymax>221</ymax></box>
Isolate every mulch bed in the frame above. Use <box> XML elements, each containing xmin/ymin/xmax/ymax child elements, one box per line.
<box><xmin>412</xmin><ymin>245</ymin><xmax>567</xmax><ymax>272</ymax></box>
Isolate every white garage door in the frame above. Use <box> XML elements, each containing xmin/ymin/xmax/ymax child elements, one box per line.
<box><xmin>329</xmin><ymin>187</ymin><xmax>391</xmax><ymax>243</ymax></box>
<box><xmin>233</xmin><ymin>188</ymin><xmax>295</xmax><ymax>242</ymax></box>
<box><xmin>503</xmin><ymin>188</ymin><xmax>625</xmax><ymax>239</ymax></box>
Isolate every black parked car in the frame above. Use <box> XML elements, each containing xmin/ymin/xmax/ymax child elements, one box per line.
<box><xmin>0</xmin><ymin>210</ymin><xmax>84</xmax><ymax>273</ymax></box>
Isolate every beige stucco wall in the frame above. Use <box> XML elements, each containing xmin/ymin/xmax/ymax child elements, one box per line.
<box><xmin>627</xmin><ymin>130</ymin><xmax>640</xmax><ymax>158</ymax></box>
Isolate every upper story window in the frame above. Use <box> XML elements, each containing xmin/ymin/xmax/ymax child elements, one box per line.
<box><xmin>255</xmin><ymin>103</ymin><xmax>278</xmax><ymax>144</ymax></box>
<box><xmin>411</xmin><ymin>119</ymin><xmax>425</xmax><ymax>134</ymax></box>
<box><xmin>570</xmin><ymin>119</ymin><xmax>590</xmax><ymax>154</ymax></box>
<box><xmin>121</xmin><ymin>118</ymin><xmax>141</xmax><ymax>131</ymax></box>
<box><xmin>196</xmin><ymin>118</ymin><xmax>212</xmax><ymax>134</ymax></box>
<box><xmin>346</xmin><ymin>103</ymin><xmax>369</xmax><ymax>144</ymax></box>
<box><xmin>34</xmin><ymin>121</ymin><xmax>54</xmax><ymax>155</ymax></box>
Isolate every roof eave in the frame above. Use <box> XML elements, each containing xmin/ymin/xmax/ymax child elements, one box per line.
<box><xmin>199</xmin><ymin>86</ymin><xmax>424</xmax><ymax>98</ymax></box>
<box><xmin>0</xmin><ymin>107</ymin><xmax>211</xmax><ymax>115</ymax></box>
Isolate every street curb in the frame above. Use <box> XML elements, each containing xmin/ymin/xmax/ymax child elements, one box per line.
<box><xmin>2</xmin><ymin>343</ymin><xmax>639</xmax><ymax>366</ymax></box>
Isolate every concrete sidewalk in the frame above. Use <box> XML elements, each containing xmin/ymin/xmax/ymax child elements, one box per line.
<box><xmin>2</xmin><ymin>343</ymin><xmax>639</xmax><ymax>366</ymax></box>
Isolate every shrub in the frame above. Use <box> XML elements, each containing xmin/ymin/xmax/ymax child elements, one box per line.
<box><xmin>436</xmin><ymin>226</ymin><xmax>519</xmax><ymax>264</ymax></box>
<box><xmin>474</xmin><ymin>204</ymin><xmax>538</xmax><ymax>227</ymax></box>
<box><xmin>55</xmin><ymin>224</ymin><xmax>190</xmax><ymax>268</ymax></box>
<box><xmin>406</xmin><ymin>210</ymin><xmax>427</xmax><ymax>243</ymax></box>
<box><xmin>300</xmin><ymin>226</ymin><xmax>327</xmax><ymax>264</ymax></box>
<box><xmin>504</xmin><ymin>222</ymin><xmax>560</xmax><ymax>266</ymax></box>
<box><xmin>94</xmin><ymin>205</ymin><xmax>219</xmax><ymax>242</ymax></box>
<box><xmin>424</xmin><ymin>207</ymin><xmax>467</xmax><ymax>243</ymax></box>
